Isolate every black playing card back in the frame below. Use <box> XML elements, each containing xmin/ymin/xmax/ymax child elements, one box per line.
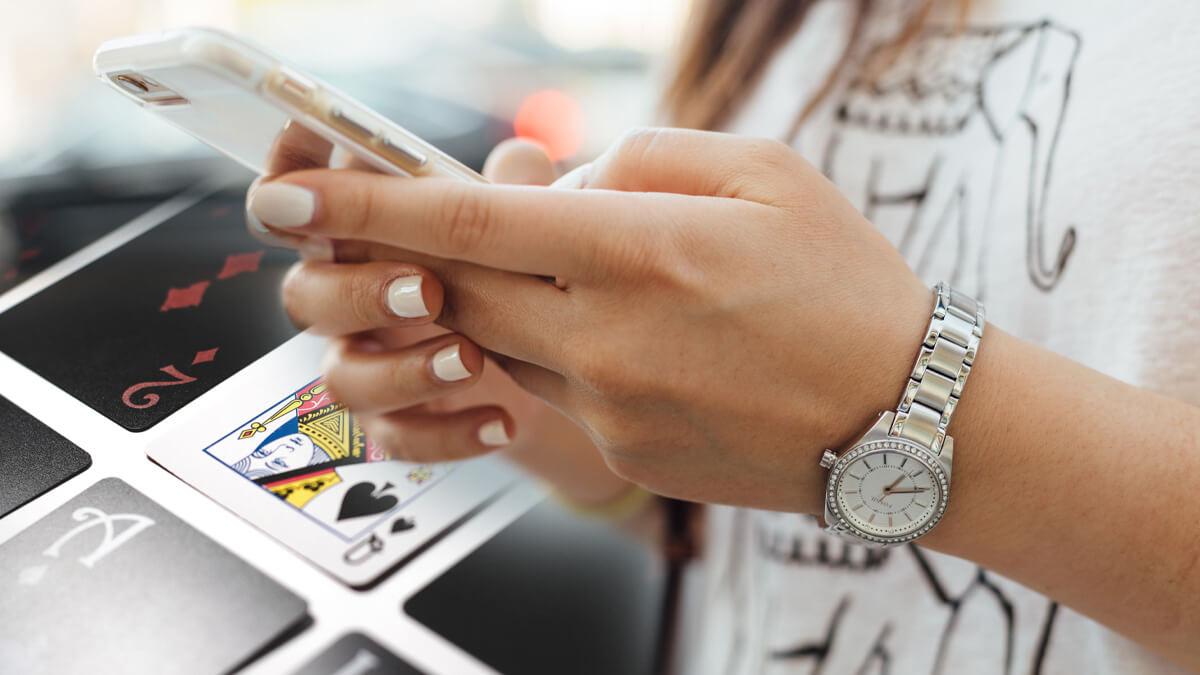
<box><xmin>293</xmin><ymin>633</ymin><xmax>424</xmax><ymax>674</ymax></box>
<box><xmin>0</xmin><ymin>394</ymin><xmax>90</xmax><ymax>518</ymax></box>
<box><xmin>0</xmin><ymin>478</ymin><xmax>309</xmax><ymax>674</ymax></box>
<box><xmin>0</xmin><ymin>188</ymin><xmax>299</xmax><ymax>431</ymax></box>
<box><xmin>404</xmin><ymin>501</ymin><xmax>667</xmax><ymax>675</ymax></box>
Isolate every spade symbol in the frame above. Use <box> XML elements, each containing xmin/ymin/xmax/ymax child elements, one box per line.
<box><xmin>391</xmin><ymin>517</ymin><xmax>415</xmax><ymax>534</ymax></box>
<box><xmin>336</xmin><ymin>481</ymin><xmax>399</xmax><ymax>521</ymax></box>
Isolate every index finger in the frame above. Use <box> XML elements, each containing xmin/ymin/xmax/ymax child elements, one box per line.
<box><xmin>247</xmin><ymin>168</ymin><xmax>663</xmax><ymax>278</ymax></box>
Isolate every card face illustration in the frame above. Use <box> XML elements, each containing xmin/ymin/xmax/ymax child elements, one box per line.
<box><xmin>293</xmin><ymin>633</ymin><xmax>424</xmax><ymax>675</ymax></box>
<box><xmin>0</xmin><ymin>394</ymin><xmax>91</xmax><ymax>518</ymax></box>
<box><xmin>149</xmin><ymin>343</ymin><xmax>520</xmax><ymax>587</ymax></box>
<box><xmin>0</xmin><ymin>478</ymin><xmax>309</xmax><ymax>675</ymax></box>
<box><xmin>0</xmin><ymin>189</ymin><xmax>299</xmax><ymax>431</ymax></box>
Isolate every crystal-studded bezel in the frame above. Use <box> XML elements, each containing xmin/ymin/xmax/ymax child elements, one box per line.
<box><xmin>826</xmin><ymin>438</ymin><xmax>949</xmax><ymax>545</ymax></box>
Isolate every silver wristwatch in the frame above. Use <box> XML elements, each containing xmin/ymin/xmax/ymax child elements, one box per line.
<box><xmin>819</xmin><ymin>283</ymin><xmax>984</xmax><ymax>547</ymax></box>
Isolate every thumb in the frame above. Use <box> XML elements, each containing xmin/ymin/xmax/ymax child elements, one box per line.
<box><xmin>482</xmin><ymin>138</ymin><xmax>557</xmax><ymax>186</ymax></box>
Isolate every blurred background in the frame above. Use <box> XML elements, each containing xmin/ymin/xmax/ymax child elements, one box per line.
<box><xmin>0</xmin><ymin>0</ymin><xmax>692</xmax><ymax>177</ymax></box>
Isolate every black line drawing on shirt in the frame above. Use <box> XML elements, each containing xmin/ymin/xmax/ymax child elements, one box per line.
<box><xmin>821</xmin><ymin>20</ymin><xmax>1082</xmax><ymax>298</ymax></box>
<box><xmin>757</xmin><ymin>517</ymin><xmax>891</xmax><ymax>571</ymax></box>
<box><xmin>769</xmin><ymin>597</ymin><xmax>851</xmax><ymax>673</ymax></box>
<box><xmin>757</xmin><ymin>523</ymin><xmax>1059</xmax><ymax>674</ymax></box>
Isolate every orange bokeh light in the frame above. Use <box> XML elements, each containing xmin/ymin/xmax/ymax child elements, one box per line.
<box><xmin>512</xmin><ymin>89</ymin><xmax>584</xmax><ymax>162</ymax></box>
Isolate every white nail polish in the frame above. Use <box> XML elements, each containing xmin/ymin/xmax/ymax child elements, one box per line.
<box><xmin>477</xmin><ymin>420</ymin><xmax>511</xmax><ymax>447</ymax></box>
<box><xmin>431</xmin><ymin>344</ymin><xmax>471</xmax><ymax>382</ymax></box>
<box><xmin>299</xmin><ymin>237</ymin><xmax>335</xmax><ymax>262</ymax></box>
<box><xmin>245</xmin><ymin>177</ymin><xmax>268</xmax><ymax>232</ymax></box>
<box><xmin>249</xmin><ymin>182</ymin><xmax>315</xmax><ymax>228</ymax></box>
<box><xmin>386</xmin><ymin>275</ymin><xmax>428</xmax><ymax>318</ymax></box>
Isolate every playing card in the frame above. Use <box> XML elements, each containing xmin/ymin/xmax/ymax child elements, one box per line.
<box><xmin>0</xmin><ymin>478</ymin><xmax>309</xmax><ymax>675</ymax></box>
<box><xmin>0</xmin><ymin>187</ymin><xmax>299</xmax><ymax>431</ymax></box>
<box><xmin>405</xmin><ymin>500</ymin><xmax>667</xmax><ymax>675</ymax></box>
<box><xmin>293</xmin><ymin>633</ymin><xmax>424</xmax><ymax>675</ymax></box>
<box><xmin>148</xmin><ymin>334</ymin><xmax>522</xmax><ymax>588</ymax></box>
<box><xmin>0</xmin><ymin>394</ymin><xmax>91</xmax><ymax>518</ymax></box>
<box><xmin>0</xmin><ymin>169</ymin><xmax>187</xmax><ymax>296</ymax></box>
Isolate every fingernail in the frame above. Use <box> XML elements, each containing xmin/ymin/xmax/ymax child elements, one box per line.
<box><xmin>477</xmin><ymin>420</ymin><xmax>511</xmax><ymax>447</ymax></box>
<box><xmin>386</xmin><ymin>275</ymin><xmax>428</xmax><ymax>318</ymax></box>
<box><xmin>249</xmin><ymin>182</ymin><xmax>315</xmax><ymax>228</ymax></box>
<box><xmin>245</xmin><ymin>177</ymin><xmax>269</xmax><ymax>233</ymax></box>
<box><xmin>431</xmin><ymin>344</ymin><xmax>471</xmax><ymax>382</ymax></box>
<box><xmin>299</xmin><ymin>236</ymin><xmax>335</xmax><ymax>262</ymax></box>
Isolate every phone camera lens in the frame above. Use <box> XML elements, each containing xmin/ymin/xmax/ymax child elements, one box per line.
<box><xmin>115</xmin><ymin>74</ymin><xmax>150</xmax><ymax>94</ymax></box>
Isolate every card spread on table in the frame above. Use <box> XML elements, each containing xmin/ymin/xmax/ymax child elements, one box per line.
<box><xmin>0</xmin><ymin>189</ymin><xmax>299</xmax><ymax>431</ymax></box>
<box><xmin>293</xmin><ymin>633</ymin><xmax>424</xmax><ymax>674</ymax></box>
<box><xmin>0</xmin><ymin>394</ymin><xmax>91</xmax><ymax>518</ymax></box>
<box><xmin>0</xmin><ymin>197</ymin><xmax>158</xmax><ymax>296</ymax></box>
<box><xmin>148</xmin><ymin>358</ymin><xmax>521</xmax><ymax>588</ymax></box>
<box><xmin>0</xmin><ymin>478</ymin><xmax>309</xmax><ymax>675</ymax></box>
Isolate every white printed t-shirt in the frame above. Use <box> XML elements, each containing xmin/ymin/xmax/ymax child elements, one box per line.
<box><xmin>686</xmin><ymin>1</ymin><xmax>1200</xmax><ymax>673</ymax></box>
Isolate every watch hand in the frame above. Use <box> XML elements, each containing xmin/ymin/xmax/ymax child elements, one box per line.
<box><xmin>882</xmin><ymin>473</ymin><xmax>906</xmax><ymax>493</ymax></box>
<box><xmin>886</xmin><ymin>488</ymin><xmax>930</xmax><ymax>494</ymax></box>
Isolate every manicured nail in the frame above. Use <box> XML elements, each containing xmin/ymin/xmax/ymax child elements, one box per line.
<box><xmin>431</xmin><ymin>344</ymin><xmax>471</xmax><ymax>382</ymax></box>
<box><xmin>386</xmin><ymin>275</ymin><xmax>428</xmax><ymax>318</ymax></box>
<box><xmin>245</xmin><ymin>177</ymin><xmax>269</xmax><ymax>232</ymax></box>
<box><xmin>299</xmin><ymin>237</ymin><xmax>335</xmax><ymax>262</ymax></box>
<box><xmin>249</xmin><ymin>182</ymin><xmax>315</xmax><ymax>227</ymax></box>
<box><xmin>477</xmin><ymin>420</ymin><xmax>511</xmax><ymax>447</ymax></box>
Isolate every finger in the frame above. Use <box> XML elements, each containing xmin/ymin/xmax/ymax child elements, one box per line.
<box><xmin>482</xmin><ymin>138</ymin><xmax>557</xmax><ymax>186</ymax></box>
<box><xmin>321</xmin><ymin>333</ymin><xmax>483</xmax><ymax>416</ymax></box>
<box><xmin>587</xmin><ymin>127</ymin><xmax>805</xmax><ymax>202</ymax></box>
<box><xmin>265</xmin><ymin>119</ymin><xmax>334</xmax><ymax>175</ymax></box>
<box><xmin>282</xmin><ymin>261</ymin><xmax>443</xmax><ymax>335</ymax></box>
<box><xmin>488</xmin><ymin>352</ymin><xmax>572</xmax><ymax>410</ymax></box>
<box><xmin>247</xmin><ymin>169</ymin><xmax>656</xmax><ymax>278</ymax></box>
<box><xmin>359</xmin><ymin>406</ymin><xmax>514</xmax><ymax>463</ymax></box>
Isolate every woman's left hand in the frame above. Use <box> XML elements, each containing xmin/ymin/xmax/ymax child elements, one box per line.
<box><xmin>250</xmin><ymin>128</ymin><xmax>932</xmax><ymax>514</ymax></box>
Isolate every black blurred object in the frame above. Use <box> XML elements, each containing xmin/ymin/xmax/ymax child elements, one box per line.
<box><xmin>405</xmin><ymin>500</ymin><xmax>666</xmax><ymax>675</ymax></box>
<box><xmin>292</xmin><ymin>633</ymin><xmax>425</xmax><ymax>675</ymax></box>
<box><xmin>0</xmin><ymin>394</ymin><xmax>91</xmax><ymax>518</ymax></box>
<box><xmin>0</xmin><ymin>161</ymin><xmax>210</xmax><ymax>295</ymax></box>
<box><xmin>0</xmin><ymin>186</ymin><xmax>299</xmax><ymax>431</ymax></box>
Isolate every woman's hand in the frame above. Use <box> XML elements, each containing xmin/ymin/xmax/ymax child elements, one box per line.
<box><xmin>248</xmin><ymin>137</ymin><xmax>634</xmax><ymax>505</ymax></box>
<box><xmin>249</xmin><ymin>128</ymin><xmax>932</xmax><ymax>513</ymax></box>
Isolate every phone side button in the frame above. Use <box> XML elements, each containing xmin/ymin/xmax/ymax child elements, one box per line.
<box><xmin>380</xmin><ymin>136</ymin><xmax>429</xmax><ymax>173</ymax></box>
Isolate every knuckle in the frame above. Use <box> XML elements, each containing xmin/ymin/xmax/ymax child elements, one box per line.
<box><xmin>346</xmin><ymin>272</ymin><xmax>385</xmax><ymax>328</ymax></box>
<box><xmin>342</xmin><ymin>179</ymin><xmax>379</xmax><ymax>239</ymax></box>
<box><xmin>608</xmin><ymin>127</ymin><xmax>666</xmax><ymax>176</ymax></box>
<box><xmin>438</xmin><ymin>187</ymin><xmax>491</xmax><ymax>257</ymax></box>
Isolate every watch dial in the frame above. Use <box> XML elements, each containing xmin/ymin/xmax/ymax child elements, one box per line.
<box><xmin>833</xmin><ymin>444</ymin><xmax>944</xmax><ymax>540</ymax></box>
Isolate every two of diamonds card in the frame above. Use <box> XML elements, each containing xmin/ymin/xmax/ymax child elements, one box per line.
<box><xmin>148</xmin><ymin>335</ymin><xmax>521</xmax><ymax>587</ymax></box>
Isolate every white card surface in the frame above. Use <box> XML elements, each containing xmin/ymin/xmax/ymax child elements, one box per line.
<box><xmin>148</xmin><ymin>334</ymin><xmax>521</xmax><ymax>587</ymax></box>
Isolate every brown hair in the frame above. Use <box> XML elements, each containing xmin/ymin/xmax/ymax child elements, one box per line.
<box><xmin>662</xmin><ymin>0</ymin><xmax>969</xmax><ymax>136</ymax></box>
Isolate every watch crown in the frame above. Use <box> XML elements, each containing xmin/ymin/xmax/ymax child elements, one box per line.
<box><xmin>819</xmin><ymin>449</ymin><xmax>838</xmax><ymax>469</ymax></box>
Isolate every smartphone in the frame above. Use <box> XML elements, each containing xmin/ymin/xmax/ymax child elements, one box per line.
<box><xmin>93</xmin><ymin>27</ymin><xmax>485</xmax><ymax>182</ymax></box>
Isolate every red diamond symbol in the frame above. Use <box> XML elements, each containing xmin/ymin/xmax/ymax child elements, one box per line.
<box><xmin>216</xmin><ymin>250</ymin><xmax>264</xmax><ymax>280</ymax></box>
<box><xmin>192</xmin><ymin>348</ymin><xmax>218</xmax><ymax>365</ymax></box>
<box><xmin>159</xmin><ymin>281</ymin><xmax>210</xmax><ymax>312</ymax></box>
<box><xmin>19</xmin><ymin>248</ymin><xmax>39</xmax><ymax>261</ymax></box>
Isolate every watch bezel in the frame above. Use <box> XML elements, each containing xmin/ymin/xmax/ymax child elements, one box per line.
<box><xmin>826</xmin><ymin>438</ymin><xmax>949</xmax><ymax>545</ymax></box>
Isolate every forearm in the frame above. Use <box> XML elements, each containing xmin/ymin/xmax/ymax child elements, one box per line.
<box><xmin>920</xmin><ymin>326</ymin><xmax>1200</xmax><ymax>669</ymax></box>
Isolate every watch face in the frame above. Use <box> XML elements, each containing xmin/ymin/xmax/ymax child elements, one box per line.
<box><xmin>828</xmin><ymin>439</ymin><xmax>948</xmax><ymax>544</ymax></box>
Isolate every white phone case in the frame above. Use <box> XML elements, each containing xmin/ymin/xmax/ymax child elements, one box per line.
<box><xmin>94</xmin><ymin>27</ymin><xmax>485</xmax><ymax>182</ymax></box>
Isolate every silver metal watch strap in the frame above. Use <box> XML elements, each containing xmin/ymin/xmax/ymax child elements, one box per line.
<box><xmin>889</xmin><ymin>283</ymin><xmax>984</xmax><ymax>454</ymax></box>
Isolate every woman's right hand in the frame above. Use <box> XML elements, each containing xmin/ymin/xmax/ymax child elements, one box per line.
<box><xmin>248</xmin><ymin>135</ymin><xmax>633</xmax><ymax>505</ymax></box>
